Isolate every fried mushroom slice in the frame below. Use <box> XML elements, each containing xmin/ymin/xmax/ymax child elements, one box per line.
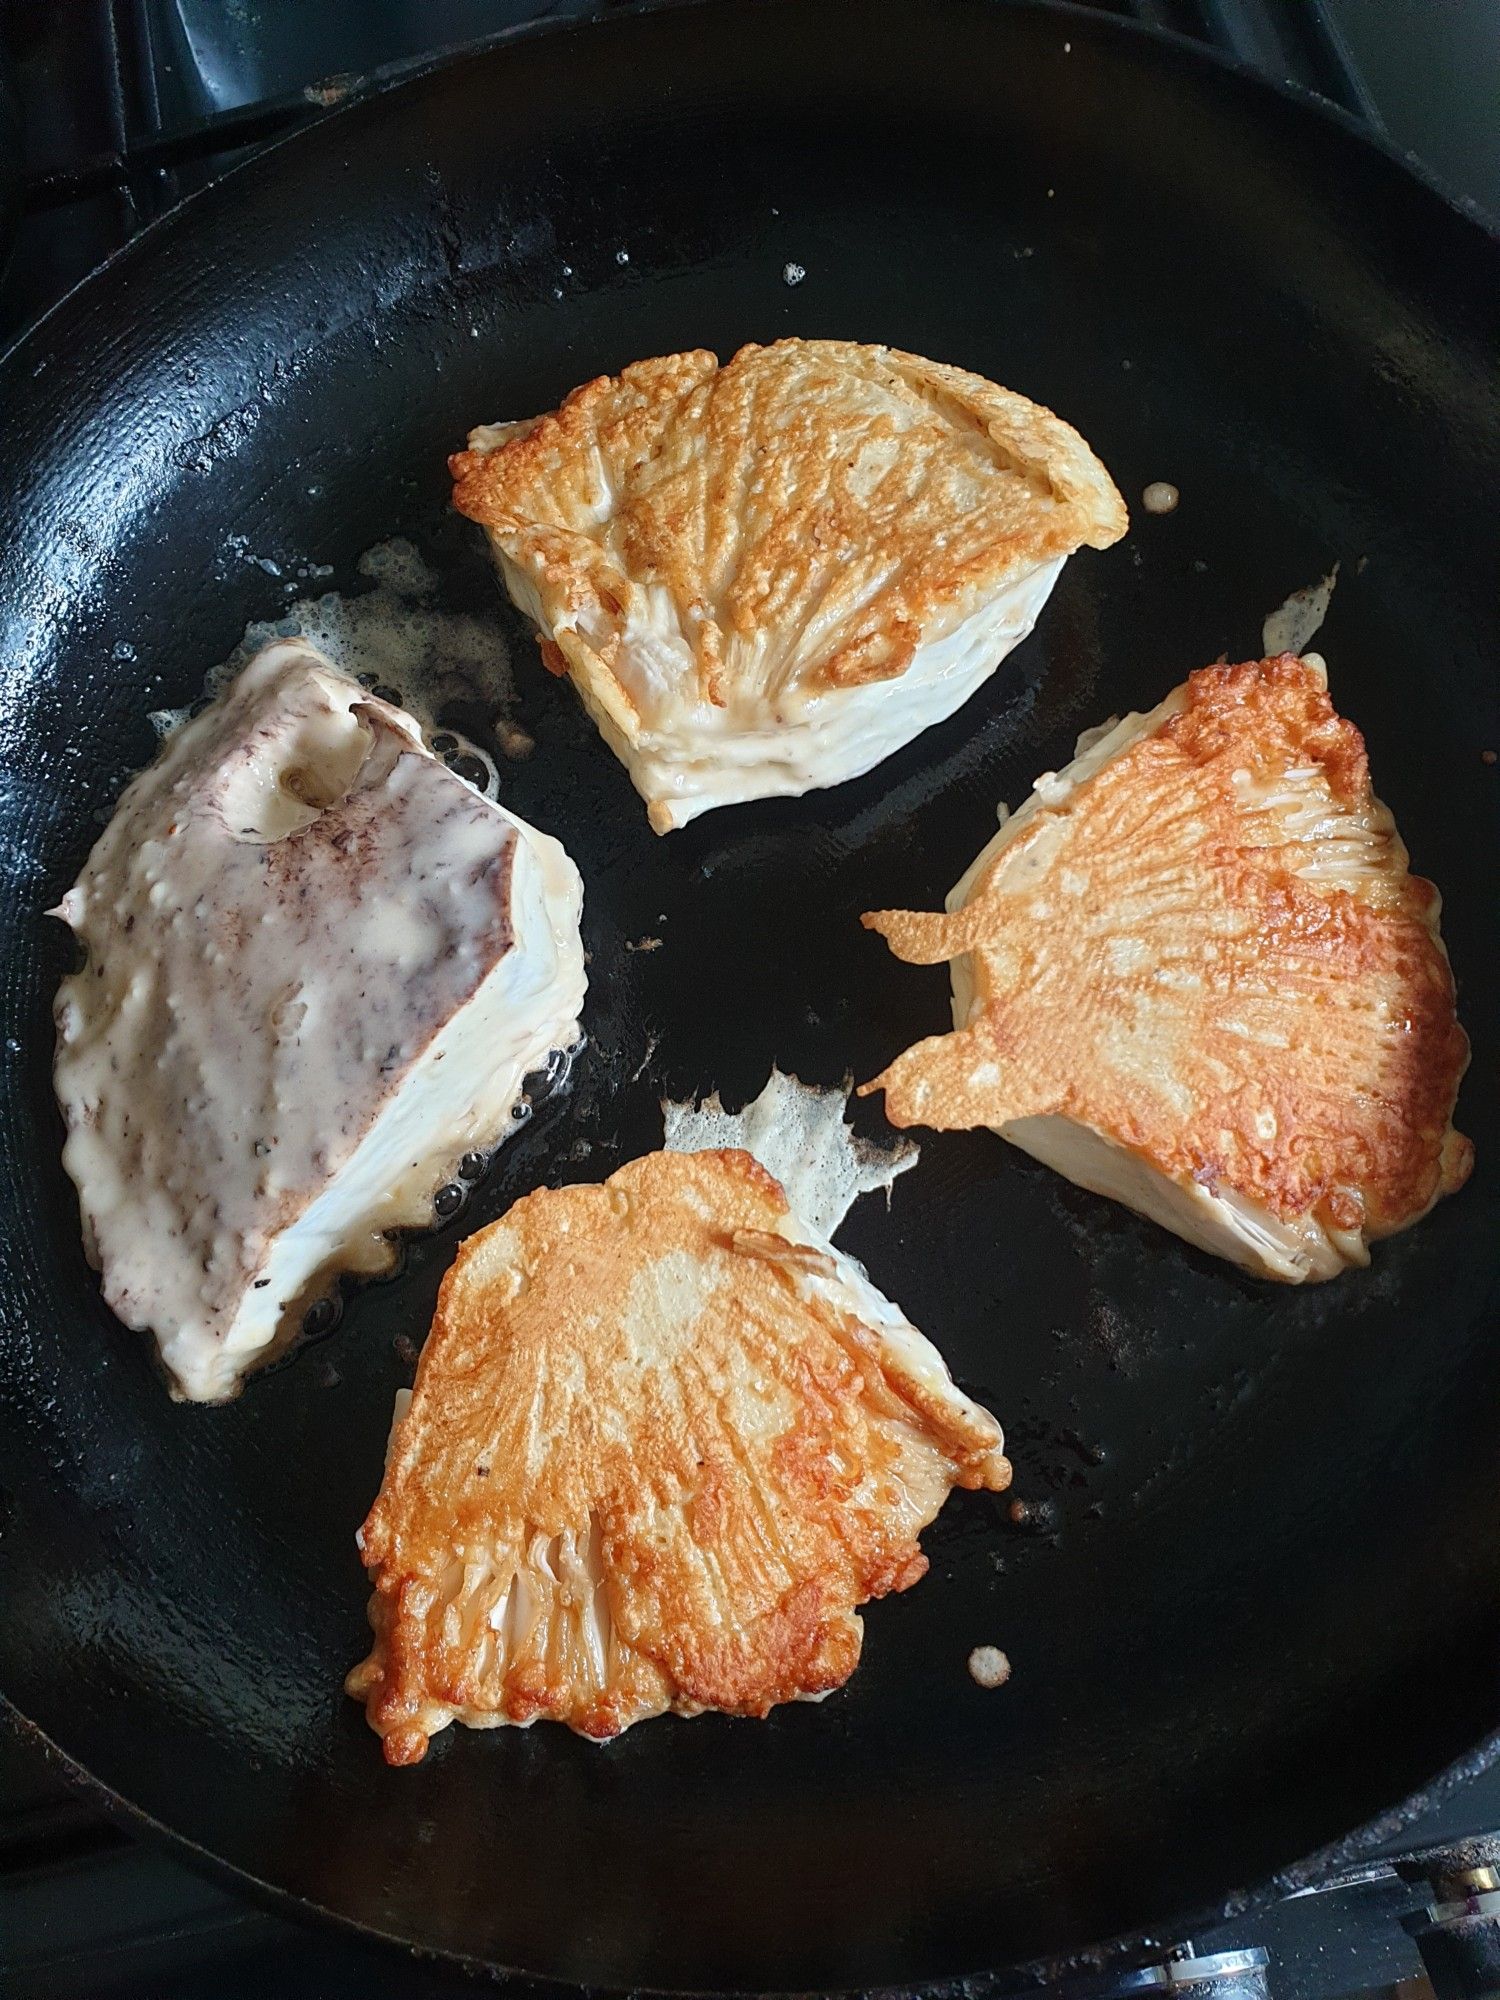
<box><xmin>450</xmin><ymin>339</ymin><xmax>1126</xmax><ymax>830</ymax></box>
<box><xmin>862</xmin><ymin>654</ymin><xmax>1472</xmax><ymax>1281</ymax></box>
<box><xmin>50</xmin><ymin>640</ymin><xmax>585</xmax><ymax>1401</ymax></box>
<box><xmin>347</xmin><ymin>1148</ymin><xmax>1009</xmax><ymax>1759</ymax></box>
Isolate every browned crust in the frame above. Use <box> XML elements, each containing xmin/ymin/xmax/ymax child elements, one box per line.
<box><xmin>861</xmin><ymin>656</ymin><xmax>1472</xmax><ymax>1242</ymax></box>
<box><xmin>347</xmin><ymin>1148</ymin><xmax>1008</xmax><ymax>1757</ymax></box>
<box><xmin>450</xmin><ymin>339</ymin><xmax>1127</xmax><ymax>709</ymax></box>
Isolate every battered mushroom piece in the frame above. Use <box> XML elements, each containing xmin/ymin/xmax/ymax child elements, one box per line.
<box><xmin>450</xmin><ymin>338</ymin><xmax>1126</xmax><ymax>830</ymax></box>
<box><xmin>347</xmin><ymin>1148</ymin><xmax>1009</xmax><ymax>1759</ymax></box>
<box><xmin>51</xmin><ymin>642</ymin><xmax>586</xmax><ymax>1400</ymax></box>
<box><xmin>862</xmin><ymin>654</ymin><xmax>1472</xmax><ymax>1281</ymax></box>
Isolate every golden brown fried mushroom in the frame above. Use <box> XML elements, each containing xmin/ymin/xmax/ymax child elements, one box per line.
<box><xmin>347</xmin><ymin>1148</ymin><xmax>1009</xmax><ymax>1760</ymax></box>
<box><xmin>451</xmin><ymin>339</ymin><xmax>1125</xmax><ymax>829</ymax></box>
<box><xmin>862</xmin><ymin>654</ymin><xmax>1471</xmax><ymax>1280</ymax></box>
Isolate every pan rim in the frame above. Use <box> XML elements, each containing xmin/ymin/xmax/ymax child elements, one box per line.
<box><xmin>0</xmin><ymin>0</ymin><xmax>1494</xmax><ymax>386</ymax></box>
<box><xmin>9</xmin><ymin>1687</ymin><xmax>1500</xmax><ymax>1996</ymax></box>
<box><xmin>2</xmin><ymin>0</ymin><xmax>1498</xmax><ymax>1989</ymax></box>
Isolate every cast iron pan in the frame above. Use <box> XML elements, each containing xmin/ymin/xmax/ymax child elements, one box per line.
<box><xmin>0</xmin><ymin>1</ymin><xmax>1497</xmax><ymax>1990</ymax></box>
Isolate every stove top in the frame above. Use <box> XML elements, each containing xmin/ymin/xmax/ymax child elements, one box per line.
<box><xmin>3</xmin><ymin>4</ymin><xmax>1497</xmax><ymax>1995</ymax></box>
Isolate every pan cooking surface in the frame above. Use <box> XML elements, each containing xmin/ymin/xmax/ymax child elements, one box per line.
<box><xmin>0</xmin><ymin>2</ymin><xmax>1497</xmax><ymax>1989</ymax></box>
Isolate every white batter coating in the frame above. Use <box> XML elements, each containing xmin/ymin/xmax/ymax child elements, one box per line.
<box><xmin>52</xmin><ymin>641</ymin><xmax>585</xmax><ymax>1400</ymax></box>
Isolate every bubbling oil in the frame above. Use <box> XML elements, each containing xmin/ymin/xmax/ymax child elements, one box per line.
<box><xmin>153</xmin><ymin>538</ymin><xmax>517</xmax><ymax>801</ymax></box>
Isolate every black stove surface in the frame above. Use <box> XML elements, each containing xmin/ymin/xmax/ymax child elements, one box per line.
<box><xmin>2</xmin><ymin>4</ymin><xmax>1497</xmax><ymax>1996</ymax></box>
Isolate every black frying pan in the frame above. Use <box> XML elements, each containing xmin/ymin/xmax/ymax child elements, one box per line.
<box><xmin>1</xmin><ymin>2</ymin><xmax>1497</xmax><ymax>1991</ymax></box>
